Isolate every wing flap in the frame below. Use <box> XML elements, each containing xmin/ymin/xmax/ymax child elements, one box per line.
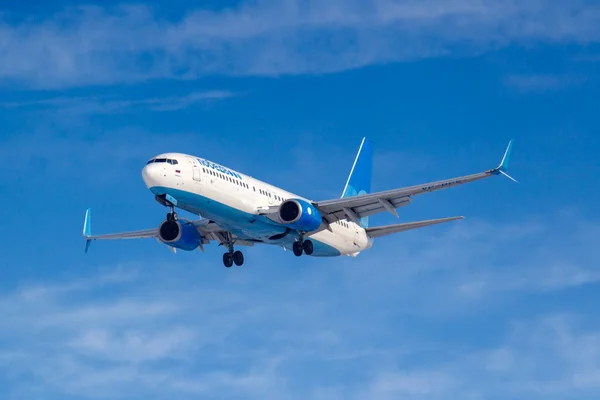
<box><xmin>366</xmin><ymin>216</ymin><xmax>464</xmax><ymax>238</ymax></box>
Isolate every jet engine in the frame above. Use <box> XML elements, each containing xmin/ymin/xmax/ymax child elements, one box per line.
<box><xmin>158</xmin><ymin>219</ymin><xmax>202</xmax><ymax>251</ymax></box>
<box><xmin>278</xmin><ymin>199</ymin><xmax>323</xmax><ymax>232</ymax></box>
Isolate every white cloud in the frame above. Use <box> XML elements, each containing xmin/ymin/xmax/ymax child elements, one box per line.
<box><xmin>1</xmin><ymin>0</ymin><xmax>599</xmax><ymax>88</ymax></box>
<box><xmin>370</xmin><ymin>371</ymin><xmax>457</xmax><ymax>397</ymax></box>
<box><xmin>1</xmin><ymin>90</ymin><xmax>235</xmax><ymax>114</ymax></box>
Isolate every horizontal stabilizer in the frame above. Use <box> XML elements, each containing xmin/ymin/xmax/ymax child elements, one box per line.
<box><xmin>365</xmin><ymin>216</ymin><xmax>464</xmax><ymax>238</ymax></box>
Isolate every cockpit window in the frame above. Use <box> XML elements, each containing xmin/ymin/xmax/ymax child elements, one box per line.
<box><xmin>147</xmin><ymin>158</ymin><xmax>178</xmax><ymax>165</ymax></box>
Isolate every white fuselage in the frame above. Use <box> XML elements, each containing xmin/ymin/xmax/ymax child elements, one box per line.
<box><xmin>141</xmin><ymin>153</ymin><xmax>373</xmax><ymax>257</ymax></box>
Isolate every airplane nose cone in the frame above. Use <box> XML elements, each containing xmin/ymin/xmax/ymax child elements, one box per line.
<box><xmin>142</xmin><ymin>163</ymin><xmax>162</xmax><ymax>189</ymax></box>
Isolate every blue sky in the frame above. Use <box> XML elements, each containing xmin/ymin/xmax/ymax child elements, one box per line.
<box><xmin>1</xmin><ymin>0</ymin><xmax>600</xmax><ymax>399</ymax></box>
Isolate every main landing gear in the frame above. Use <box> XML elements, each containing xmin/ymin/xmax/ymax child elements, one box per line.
<box><xmin>223</xmin><ymin>250</ymin><xmax>244</xmax><ymax>268</ymax></box>
<box><xmin>293</xmin><ymin>238</ymin><xmax>314</xmax><ymax>257</ymax></box>
<box><xmin>222</xmin><ymin>232</ymin><xmax>244</xmax><ymax>268</ymax></box>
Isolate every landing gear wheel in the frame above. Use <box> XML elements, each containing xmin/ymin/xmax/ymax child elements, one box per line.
<box><xmin>223</xmin><ymin>252</ymin><xmax>233</xmax><ymax>268</ymax></box>
<box><xmin>293</xmin><ymin>241</ymin><xmax>303</xmax><ymax>257</ymax></box>
<box><xmin>166</xmin><ymin>212</ymin><xmax>178</xmax><ymax>222</ymax></box>
<box><xmin>302</xmin><ymin>240</ymin><xmax>314</xmax><ymax>256</ymax></box>
<box><xmin>233</xmin><ymin>251</ymin><xmax>244</xmax><ymax>266</ymax></box>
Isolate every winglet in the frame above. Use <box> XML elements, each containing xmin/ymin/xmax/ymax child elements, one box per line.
<box><xmin>492</xmin><ymin>140</ymin><xmax>518</xmax><ymax>183</ymax></box>
<box><xmin>83</xmin><ymin>208</ymin><xmax>92</xmax><ymax>253</ymax></box>
<box><xmin>83</xmin><ymin>208</ymin><xmax>91</xmax><ymax>237</ymax></box>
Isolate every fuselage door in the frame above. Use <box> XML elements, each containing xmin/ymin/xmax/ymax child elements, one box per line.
<box><xmin>353</xmin><ymin>223</ymin><xmax>362</xmax><ymax>249</ymax></box>
<box><xmin>267</xmin><ymin>190</ymin><xmax>275</xmax><ymax>205</ymax></box>
<box><xmin>187</xmin><ymin>157</ymin><xmax>202</xmax><ymax>182</ymax></box>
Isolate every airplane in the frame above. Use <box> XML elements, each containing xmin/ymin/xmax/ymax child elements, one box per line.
<box><xmin>83</xmin><ymin>138</ymin><xmax>516</xmax><ymax>267</ymax></box>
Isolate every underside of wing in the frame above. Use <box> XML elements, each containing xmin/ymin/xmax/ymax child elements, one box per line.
<box><xmin>82</xmin><ymin>209</ymin><xmax>251</xmax><ymax>253</ymax></box>
<box><xmin>86</xmin><ymin>228</ymin><xmax>158</xmax><ymax>240</ymax></box>
<box><xmin>83</xmin><ymin>209</ymin><xmax>159</xmax><ymax>240</ymax></box>
<box><xmin>191</xmin><ymin>219</ymin><xmax>255</xmax><ymax>247</ymax></box>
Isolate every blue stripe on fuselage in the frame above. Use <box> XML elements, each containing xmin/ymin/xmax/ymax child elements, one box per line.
<box><xmin>149</xmin><ymin>186</ymin><xmax>341</xmax><ymax>257</ymax></box>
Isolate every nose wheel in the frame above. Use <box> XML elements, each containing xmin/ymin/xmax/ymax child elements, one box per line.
<box><xmin>166</xmin><ymin>212</ymin><xmax>178</xmax><ymax>221</ymax></box>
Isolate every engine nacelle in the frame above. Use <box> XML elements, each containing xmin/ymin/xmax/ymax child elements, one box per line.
<box><xmin>278</xmin><ymin>199</ymin><xmax>323</xmax><ymax>232</ymax></box>
<box><xmin>158</xmin><ymin>220</ymin><xmax>201</xmax><ymax>251</ymax></box>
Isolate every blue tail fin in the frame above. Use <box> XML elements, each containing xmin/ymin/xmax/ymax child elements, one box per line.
<box><xmin>341</xmin><ymin>137</ymin><xmax>373</xmax><ymax>228</ymax></box>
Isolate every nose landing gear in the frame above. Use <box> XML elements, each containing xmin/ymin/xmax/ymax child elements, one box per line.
<box><xmin>155</xmin><ymin>194</ymin><xmax>179</xmax><ymax>221</ymax></box>
<box><xmin>166</xmin><ymin>210</ymin><xmax>178</xmax><ymax>222</ymax></box>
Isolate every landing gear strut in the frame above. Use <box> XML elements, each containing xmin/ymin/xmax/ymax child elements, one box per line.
<box><xmin>166</xmin><ymin>205</ymin><xmax>178</xmax><ymax>221</ymax></box>
<box><xmin>293</xmin><ymin>237</ymin><xmax>314</xmax><ymax>257</ymax></box>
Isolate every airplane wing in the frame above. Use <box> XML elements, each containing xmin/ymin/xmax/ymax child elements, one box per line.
<box><xmin>82</xmin><ymin>209</ymin><xmax>251</xmax><ymax>253</ymax></box>
<box><xmin>365</xmin><ymin>216</ymin><xmax>464</xmax><ymax>238</ymax></box>
<box><xmin>314</xmin><ymin>141</ymin><xmax>515</xmax><ymax>225</ymax></box>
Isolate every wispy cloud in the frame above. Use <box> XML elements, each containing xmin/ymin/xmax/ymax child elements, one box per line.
<box><xmin>1</xmin><ymin>90</ymin><xmax>235</xmax><ymax>114</ymax></box>
<box><xmin>1</xmin><ymin>0</ymin><xmax>600</xmax><ymax>88</ymax></box>
<box><xmin>504</xmin><ymin>73</ymin><xmax>586</xmax><ymax>92</ymax></box>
